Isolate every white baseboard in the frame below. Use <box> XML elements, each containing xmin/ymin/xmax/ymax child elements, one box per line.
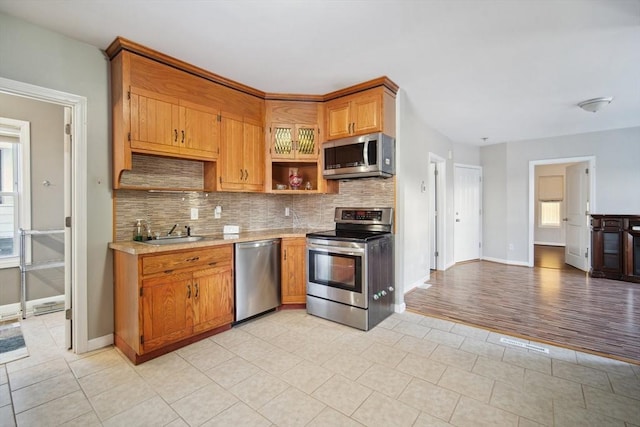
<box><xmin>482</xmin><ymin>256</ymin><xmax>531</xmax><ymax>267</ymax></box>
<box><xmin>87</xmin><ymin>334</ymin><xmax>114</xmax><ymax>352</ymax></box>
<box><xmin>534</xmin><ymin>241</ymin><xmax>565</xmax><ymax>247</ymax></box>
<box><xmin>394</xmin><ymin>302</ymin><xmax>406</xmax><ymax>313</ymax></box>
<box><xmin>404</xmin><ymin>274</ymin><xmax>431</xmax><ymax>294</ymax></box>
<box><xmin>445</xmin><ymin>261</ymin><xmax>456</xmax><ymax>270</ymax></box>
<box><xmin>0</xmin><ymin>295</ymin><xmax>65</xmax><ymax>320</ymax></box>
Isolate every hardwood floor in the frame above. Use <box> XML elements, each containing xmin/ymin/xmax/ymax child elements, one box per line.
<box><xmin>534</xmin><ymin>244</ymin><xmax>568</xmax><ymax>269</ymax></box>
<box><xmin>405</xmin><ymin>260</ymin><xmax>640</xmax><ymax>364</ymax></box>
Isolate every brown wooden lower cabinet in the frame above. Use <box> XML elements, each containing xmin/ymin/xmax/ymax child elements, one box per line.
<box><xmin>281</xmin><ymin>237</ymin><xmax>307</xmax><ymax>305</ymax></box>
<box><xmin>591</xmin><ymin>215</ymin><xmax>640</xmax><ymax>283</ymax></box>
<box><xmin>114</xmin><ymin>245</ymin><xmax>234</xmax><ymax>364</ymax></box>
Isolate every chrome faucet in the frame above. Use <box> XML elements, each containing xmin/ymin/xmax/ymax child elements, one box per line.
<box><xmin>167</xmin><ymin>223</ymin><xmax>178</xmax><ymax>236</ymax></box>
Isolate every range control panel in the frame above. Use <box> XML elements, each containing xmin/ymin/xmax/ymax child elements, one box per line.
<box><xmin>341</xmin><ymin>210</ymin><xmax>383</xmax><ymax>221</ymax></box>
<box><xmin>335</xmin><ymin>207</ymin><xmax>393</xmax><ymax>226</ymax></box>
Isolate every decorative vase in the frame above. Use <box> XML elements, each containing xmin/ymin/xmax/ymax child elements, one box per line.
<box><xmin>288</xmin><ymin>168</ymin><xmax>302</xmax><ymax>190</ymax></box>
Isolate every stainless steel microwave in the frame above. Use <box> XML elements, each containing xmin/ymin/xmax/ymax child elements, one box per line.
<box><xmin>322</xmin><ymin>132</ymin><xmax>395</xmax><ymax>179</ymax></box>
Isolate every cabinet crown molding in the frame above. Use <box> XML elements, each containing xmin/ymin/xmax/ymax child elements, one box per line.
<box><xmin>106</xmin><ymin>37</ymin><xmax>398</xmax><ymax>103</ymax></box>
<box><xmin>106</xmin><ymin>36</ymin><xmax>266</xmax><ymax>99</ymax></box>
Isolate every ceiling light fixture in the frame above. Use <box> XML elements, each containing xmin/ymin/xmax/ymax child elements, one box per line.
<box><xmin>577</xmin><ymin>97</ymin><xmax>613</xmax><ymax>113</ymax></box>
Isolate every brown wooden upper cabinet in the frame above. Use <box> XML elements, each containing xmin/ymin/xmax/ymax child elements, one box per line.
<box><xmin>218</xmin><ymin>112</ymin><xmax>264</xmax><ymax>192</ymax></box>
<box><xmin>130</xmin><ymin>87</ymin><xmax>220</xmax><ymax>160</ymax></box>
<box><xmin>324</xmin><ymin>86</ymin><xmax>396</xmax><ymax>141</ymax></box>
<box><xmin>269</xmin><ymin>124</ymin><xmax>319</xmax><ymax>161</ymax></box>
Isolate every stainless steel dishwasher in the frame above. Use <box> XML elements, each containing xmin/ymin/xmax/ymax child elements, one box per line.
<box><xmin>234</xmin><ymin>239</ymin><xmax>281</xmax><ymax>323</ymax></box>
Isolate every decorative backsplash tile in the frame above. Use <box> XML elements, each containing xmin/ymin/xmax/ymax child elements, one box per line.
<box><xmin>113</xmin><ymin>156</ymin><xmax>395</xmax><ymax>241</ymax></box>
<box><xmin>120</xmin><ymin>154</ymin><xmax>204</xmax><ymax>189</ymax></box>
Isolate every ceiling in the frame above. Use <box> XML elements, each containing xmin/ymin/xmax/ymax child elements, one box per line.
<box><xmin>1</xmin><ymin>0</ymin><xmax>638</xmax><ymax>146</ymax></box>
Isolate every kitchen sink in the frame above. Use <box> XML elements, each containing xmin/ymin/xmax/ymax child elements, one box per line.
<box><xmin>141</xmin><ymin>236</ymin><xmax>204</xmax><ymax>245</ymax></box>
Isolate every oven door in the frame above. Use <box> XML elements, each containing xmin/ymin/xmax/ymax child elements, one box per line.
<box><xmin>306</xmin><ymin>239</ymin><xmax>368</xmax><ymax>308</ymax></box>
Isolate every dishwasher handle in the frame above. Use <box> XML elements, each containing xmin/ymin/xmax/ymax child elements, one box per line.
<box><xmin>236</xmin><ymin>239</ymin><xmax>280</xmax><ymax>249</ymax></box>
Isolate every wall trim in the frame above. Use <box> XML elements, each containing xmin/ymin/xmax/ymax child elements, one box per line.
<box><xmin>404</xmin><ymin>274</ymin><xmax>431</xmax><ymax>294</ymax></box>
<box><xmin>534</xmin><ymin>241</ymin><xmax>565</xmax><ymax>247</ymax></box>
<box><xmin>0</xmin><ymin>295</ymin><xmax>64</xmax><ymax>321</ymax></box>
<box><xmin>87</xmin><ymin>334</ymin><xmax>114</xmax><ymax>352</ymax></box>
<box><xmin>394</xmin><ymin>302</ymin><xmax>406</xmax><ymax>313</ymax></box>
<box><xmin>482</xmin><ymin>256</ymin><xmax>530</xmax><ymax>267</ymax></box>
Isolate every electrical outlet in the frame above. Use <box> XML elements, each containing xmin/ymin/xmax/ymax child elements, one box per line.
<box><xmin>285</xmin><ymin>207</ymin><xmax>290</xmax><ymax>217</ymax></box>
<box><xmin>190</xmin><ymin>208</ymin><xmax>198</xmax><ymax>220</ymax></box>
<box><xmin>214</xmin><ymin>205</ymin><xmax>222</xmax><ymax>219</ymax></box>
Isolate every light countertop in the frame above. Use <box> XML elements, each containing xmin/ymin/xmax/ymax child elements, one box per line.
<box><xmin>109</xmin><ymin>228</ymin><xmax>323</xmax><ymax>255</ymax></box>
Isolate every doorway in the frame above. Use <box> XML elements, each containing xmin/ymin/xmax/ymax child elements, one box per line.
<box><xmin>0</xmin><ymin>77</ymin><xmax>88</xmax><ymax>353</ymax></box>
<box><xmin>528</xmin><ymin>157</ymin><xmax>595</xmax><ymax>270</ymax></box>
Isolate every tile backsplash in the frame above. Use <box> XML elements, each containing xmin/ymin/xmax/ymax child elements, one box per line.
<box><xmin>114</xmin><ymin>155</ymin><xmax>395</xmax><ymax>241</ymax></box>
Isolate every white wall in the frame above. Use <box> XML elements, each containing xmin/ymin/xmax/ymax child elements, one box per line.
<box><xmin>481</xmin><ymin>127</ymin><xmax>640</xmax><ymax>264</ymax></box>
<box><xmin>396</xmin><ymin>90</ymin><xmax>480</xmax><ymax>298</ymax></box>
<box><xmin>0</xmin><ymin>12</ymin><xmax>112</xmax><ymax>340</ymax></box>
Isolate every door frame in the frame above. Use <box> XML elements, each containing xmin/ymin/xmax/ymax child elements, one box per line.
<box><xmin>528</xmin><ymin>156</ymin><xmax>596</xmax><ymax>268</ymax></box>
<box><xmin>0</xmin><ymin>77</ymin><xmax>88</xmax><ymax>353</ymax></box>
<box><xmin>428</xmin><ymin>152</ymin><xmax>446</xmax><ymax>270</ymax></box>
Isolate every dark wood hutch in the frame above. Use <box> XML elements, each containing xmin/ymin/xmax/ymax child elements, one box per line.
<box><xmin>590</xmin><ymin>215</ymin><xmax>640</xmax><ymax>283</ymax></box>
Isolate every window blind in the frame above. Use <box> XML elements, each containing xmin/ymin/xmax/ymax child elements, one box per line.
<box><xmin>538</xmin><ymin>175</ymin><xmax>563</xmax><ymax>201</ymax></box>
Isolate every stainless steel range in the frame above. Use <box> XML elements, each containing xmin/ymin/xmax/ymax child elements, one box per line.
<box><xmin>306</xmin><ymin>207</ymin><xmax>395</xmax><ymax>330</ymax></box>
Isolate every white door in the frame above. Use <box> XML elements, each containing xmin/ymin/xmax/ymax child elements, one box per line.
<box><xmin>454</xmin><ymin>165</ymin><xmax>482</xmax><ymax>263</ymax></box>
<box><xmin>565</xmin><ymin>162</ymin><xmax>590</xmax><ymax>271</ymax></box>
<box><xmin>64</xmin><ymin>107</ymin><xmax>72</xmax><ymax>349</ymax></box>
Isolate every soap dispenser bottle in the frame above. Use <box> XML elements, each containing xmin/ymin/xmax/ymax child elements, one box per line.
<box><xmin>133</xmin><ymin>219</ymin><xmax>144</xmax><ymax>242</ymax></box>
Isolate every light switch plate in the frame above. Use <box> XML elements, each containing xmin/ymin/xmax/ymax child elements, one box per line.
<box><xmin>223</xmin><ymin>225</ymin><xmax>239</xmax><ymax>234</ymax></box>
<box><xmin>190</xmin><ymin>208</ymin><xmax>199</xmax><ymax>220</ymax></box>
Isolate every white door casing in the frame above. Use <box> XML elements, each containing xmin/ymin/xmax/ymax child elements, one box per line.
<box><xmin>428</xmin><ymin>152</ymin><xmax>446</xmax><ymax>270</ymax></box>
<box><xmin>0</xmin><ymin>77</ymin><xmax>88</xmax><ymax>353</ymax></box>
<box><xmin>528</xmin><ymin>156</ymin><xmax>596</xmax><ymax>268</ymax></box>
<box><xmin>454</xmin><ymin>164</ymin><xmax>482</xmax><ymax>263</ymax></box>
<box><xmin>565</xmin><ymin>162</ymin><xmax>590</xmax><ymax>271</ymax></box>
<box><xmin>64</xmin><ymin>106</ymin><xmax>72</xmax><ymax>349</ymax></box>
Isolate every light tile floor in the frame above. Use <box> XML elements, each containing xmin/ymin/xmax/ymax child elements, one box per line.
<box><xmin>1</xmin><ymin>309</ymin><xmax>639</xmax><ymax>426</ymax></box>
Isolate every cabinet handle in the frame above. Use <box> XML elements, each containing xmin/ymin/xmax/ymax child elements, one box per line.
<box><xmin>186</xmin><ymin>256</ymin><xmax>200</xmax><ymax>262</ymax></box>
<box><xmin>284</xmin><ymin>249</ymin><xmax>287</xmax><ymax>261</ymax></box>
<box><xmin>245</xmin><ymin>169</ymin><xmax>248</xmax><ymax>181</ymax></box>
<box><xmin>181</xmin><ymin>130</ymin><xmax>185</xmax><ymax>143</ymax></box>
<box><xmin>187</xmin><ymin>284</ymin><xmax>191</xmax><ymax>299</ymax></box>
<box><xmin>174</xmin><ymin>129</ymin><xmax>178</xmax><ymax>142</ymax></box>
<box><xmin>240</xmin><ymin>169</ymin><xmax>244</xmax><ymax>180</ymax></box>
<box><xmin>194</xmin><ymin>283</ymin><xmax>199</xmax><ymax>298</ymax></box>
<box><xmin>208</xmin><ymin>262</ymin><xmax>217</xmax><ymax>266</ymax></box>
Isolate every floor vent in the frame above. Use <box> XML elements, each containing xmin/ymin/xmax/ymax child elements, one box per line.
<box><xmin>500</xmin><ymin>337</ymin><xmax>549</xmax><ymax>354</ymax></box>
<box><xmin>33</xmin><ymin>301</ymin><xmax>65</xmax><ymax>316</ymax></box>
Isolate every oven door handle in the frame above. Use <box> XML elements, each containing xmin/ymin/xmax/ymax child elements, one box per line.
<box><xmin>307</xmin><ymin>243</ymin><xmax>364</xmax><ymax>256</ymax></box>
